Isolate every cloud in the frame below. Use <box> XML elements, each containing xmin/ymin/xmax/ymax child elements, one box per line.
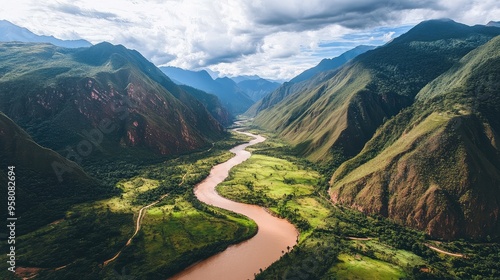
<box><xmin>383</xmin><ymin>31</ymin><xmax>396</xmax><ymax>41</ymax></box>
<box><xmin>51</xmin><ymin>3</ymin><xmax>122</xmax><ymax>21</ymax></box>
<box><xmin>0</xmin><ymin>0</ymin><xmax>499</xmax><ymax>80</ymax></box>
<box><xmin>244</xmin><ymin>0</ymin><xmax>443</xmax><ymax>30</ymax></box>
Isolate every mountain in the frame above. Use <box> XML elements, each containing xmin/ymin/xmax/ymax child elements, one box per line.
<box><xmin>230</xmin><ymin>74</ymin><xmax>261</xmax><ymax>83</ymax></box>
<box><xmin>179</xmin><ymin>85</ymin><xmax>232</xmax><ymax>126</ymax></box>
<box><xmin>0</xmin><ymin>42</ymin><xmax>225</xmax><ymax>161</ymax></box>
<box><xmin>0</xmin><ymin>112</ymin><xmax>111</xmax><ymax>235</ymax></box>
<box><xmin>253</xmin><ymin>20</ymin><xmax>500</xmax><ymax>163</ymax></box>
<box><xmin>159</xmin><ymin>66</ymin><xmax>215</xmax><ymax>92</ymax></box>
<box><xmin>486</xmin><ymin>21</ymin><xmax>500</xmax><ymax>27</ymax></box>
<box><xmin>237</xmin><ymin>78</ymin><xmax>281</xmax><ymax>101</ymax></box>
<box><xmin>160</xmin><ymin>66</ymin><xmax>254</xmax><ymax>114</ymax></box>
<box><xmin>290</xmin><ymin>45</ymin><xmax>376</xmax><ymax>84</ymax></box>
<box><xmin>246</xmin><ymin>45</ymin><xmax>374</xmax><ymax>116</ymax></box>
<box><xmin>330</xmin><ymin>35</ymin><xmax>500</xmax><ymax>240</ymax></box>
<box><xmin>0</xmin><ymin>20</ymin><xmax>91</xmax><ymax>48</ymax></box>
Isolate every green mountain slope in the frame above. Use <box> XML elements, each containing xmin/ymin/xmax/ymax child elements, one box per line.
<box><xmin>246</xmin><ymin>45</ymin><xmax>373</xmax><ymax>117</ymax></box>
<box><xmin>290</xmin><ymin>45</ymin><xmax>376</xmax><ymax>84</ymax></box>
<box><xmin>0</xmin><ymin>112</ymin><xmax>112</xmax><ymax>235</ymax></box>
<box><xmin>330</xmin><ymin>35</ymin><xmax>500</xmax><ymax>240</ymax></box>
<box><xmin>0</xmin><ymin>42</ymin><xmax>225</xmax><ymax>161</ymax></box>
<box><xmin>254</xmin><ymin>20</ymin><xmax>500</xmax><ymax>163</ymax></box>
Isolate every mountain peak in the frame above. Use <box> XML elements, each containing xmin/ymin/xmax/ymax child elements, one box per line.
<box><xmin>392</xmin><ymin>18</ymin><xmax>494</xmax><ymax>43</ymax></box>
<box><xmin>0</xmin><ymin>20</ymin><xmax>91</xmax><ymax>48</ymax></box>
<box><xmin>487</xmin><ymin>21</ymin><xmax>500</xmax><ymax>27</ymax></box>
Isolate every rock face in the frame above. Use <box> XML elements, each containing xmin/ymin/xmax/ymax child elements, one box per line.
<box><xmin>0</xmin><ymin>42</ymin><xmax>225</xmax><ymax>160</ymax></box>
<box><xmin>330</xmin><ymin>35</ymin><xmax>500</xmax><ymax>240</ymax></box>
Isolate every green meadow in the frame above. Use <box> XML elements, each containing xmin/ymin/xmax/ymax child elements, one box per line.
<box><xmin>327</xmin><ymin>254</ymin><xmax>405</xmax><ymax>280</ymax></box>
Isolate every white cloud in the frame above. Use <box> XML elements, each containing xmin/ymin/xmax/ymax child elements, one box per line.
<box><xmin>383</xmin><ymin>31</ymin><xmax>396</xmax><ymax>41</ymax></box>
<box><xmin>0</xmin><ymin>0</ymin><xmax>498</xmax><ymax>80</ymax></box>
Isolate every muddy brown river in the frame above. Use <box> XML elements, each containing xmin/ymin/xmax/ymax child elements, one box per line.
<box><xmin>169</xmin><ymin>130</ymin><xmax>298</xmax><ymax>280</ymax></box>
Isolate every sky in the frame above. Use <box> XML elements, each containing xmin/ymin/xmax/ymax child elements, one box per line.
<box><xmin>0</xmin><ymin>0</ymin><xmax>499</xmax><ymax>80</ymax></box>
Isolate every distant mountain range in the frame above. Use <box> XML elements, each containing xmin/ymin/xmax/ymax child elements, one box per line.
<box><xmin>236</xmin><ymin>78</ymin><xmax>281</xmax><ymax>102</ymax></box>
<box><xmin>160</xmin><ymin>66</ymin><xmax>280</xmax><ymax>113</ymax></box>
<box><xmin>252</xmin><ymin>19</ymin><xmax>500</xmax><ymax>240</ymax></box>
<box><xmin>229</xmin><ymin>74</ymin><xmax>261</xmax><ymax>83</ymax></box>
<box><xmin>0</xmin><ymin>20</ymin><xmax>91</xmax><ymax>48</ymax></box>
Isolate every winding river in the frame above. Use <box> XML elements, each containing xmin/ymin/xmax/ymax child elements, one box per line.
<box><xmin>169</xmin><ymin>129</ymin><xmax>298</xmax><ymax>280</ymax></box>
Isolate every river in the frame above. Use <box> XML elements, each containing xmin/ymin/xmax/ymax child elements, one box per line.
<box><xmin>169</xmin><ymin>129</ymin><xmax>298</xmax><ymax>280</ymax></box>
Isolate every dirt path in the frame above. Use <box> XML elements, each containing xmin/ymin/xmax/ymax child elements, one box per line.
<box><xmin>347</xmin><ymin>236</ymin><xmax>372</xmax><ymax>241</ymax></box>
<box><xmin>103</xmin><ymin>193</ymin><xmax>168</xmax><ymax>266</ymax></box>
<box><xmin>424</xmin><ymin>243</ymin><xmax>465</xmax><ymax>258</ymax></box>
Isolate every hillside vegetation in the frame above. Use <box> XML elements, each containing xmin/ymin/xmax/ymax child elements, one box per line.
<box><xmin>0</xmin><ymin>112</ymin><xmax>114</xmax><ymax>235</ymax></box>
<box><xmin>330</xmin><ymin>35</ymin><xmax>500</xmax><ymax>240</ymax></box>
<box><xmin>0</xmin><ymin>42</ymin><xmax>225</xmax><ymax>161</ymax></box>
<box><xmin>246</xmin><ymin>45</ymin><xmax>374</xmax><ymax>117</ymax></box>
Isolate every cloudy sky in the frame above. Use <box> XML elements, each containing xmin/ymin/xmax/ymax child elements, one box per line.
<box><xmin>1</xmin><ymin>0</ymin><xmax>499</xmax><ymax>80</ymax></box>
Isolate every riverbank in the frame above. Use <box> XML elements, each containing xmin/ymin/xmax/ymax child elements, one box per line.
<box><xmin>170</xmin><ymin>128</ymin><xmax>298</xmax><ymax>280</ymax></box>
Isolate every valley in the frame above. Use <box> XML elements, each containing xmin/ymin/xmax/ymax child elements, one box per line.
<box><xmin>1</xmin><ymin>130</ymin><xmax>258</xmax><ymax>279</ymax></box>
<box><xmin>1</xmin><ymin>117</ymin><xmax>499</xmax><ymax>279</ymax></box>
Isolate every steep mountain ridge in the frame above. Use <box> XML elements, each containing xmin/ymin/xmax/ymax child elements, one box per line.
<box><xmin>246</xmin><ymin>45</ymin><xmax>374</xmax><ymax>117</ymax></box>
<box><xmin>330</xmin><ymin>35</ymin><xmax>500</xmax><ymax>240</ymax></box>
<box><xmin>254</xmin><ymin>20</ymin><xmax>500</xmax><ymax>162</ymax></box>
<box><xmin>0</xmin><ymin>42</ymin><xmax>225</xmax><ymax>160</ymax></box>
<box><xmin>290</xmin><ymin>45</ymin><xmax>376</xmax><ymax>84</ymax></box>
<box><xmin>179</xmin><ymin>85</ymin><xmax>233</xmax><ymax>126</ymax></box>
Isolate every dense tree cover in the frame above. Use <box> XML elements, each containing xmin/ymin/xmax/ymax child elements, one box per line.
<box><xmin>256</xmin><ymin>231</ymin><xmax>342</xmax><ymax>280</ymax></box>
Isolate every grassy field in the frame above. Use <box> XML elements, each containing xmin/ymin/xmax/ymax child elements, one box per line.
<box><xmin>7</xmin><ymin>127</ymin><xmax>498</xmax><ymax>279</ymax></box>
<box><xmin>217</xmin><ymin>151</ymin><xmax>326</xmax><ymax>237</ymax></box>
<box><xmin>110</xmin><ymin>196</ymin><xmax>257</xmax><ymax>278</ymax></box>
<box><xmin>326</xmin><ymin>254</ymin><xmax>405</xmax><ymax>280</ymax></box>
<box><xmin>216</xmin><ymin>133</ymin><xmax>444</xmax><ymax>279</ymax></box>
<box><xmin>218</xmin><ymin>154</ymin><xmax>317</xmax><ymax>198</ymax></box>
<box><xmin>350</xmin><ymin>239</ymin><xmax>426</xmax><ymax>268</ymax></box>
